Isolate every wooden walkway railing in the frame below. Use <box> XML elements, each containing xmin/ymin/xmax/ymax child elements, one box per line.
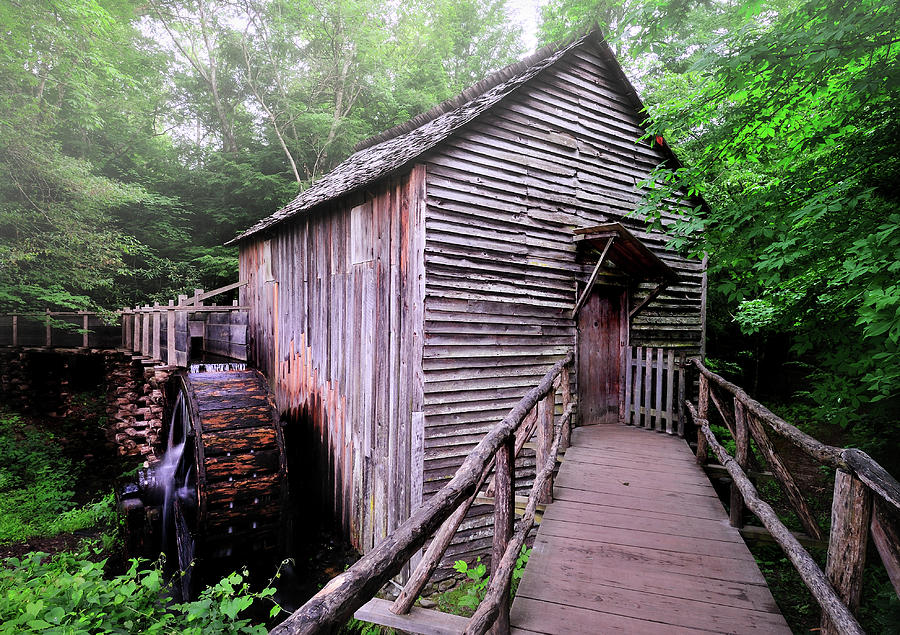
<box><xmin>0</xmin><ymin>311</ymin><xmax>121</xmax><ymax>348</ymax></box>
<box><xmin>270</xmin><ymin>352</ymin><xmax>576</xmax><ymax>635</ymax></box>
<box><xmin>0</xmin><ymin>281</ymin><xmax>248</xmax><ymax>368</ymax></box>
<box><xmin>121</xmin><ymin>282</ymin><xmax>248</xmax><ymax>366</ymax></box>
<box><xmin>687</xmin><ymin>358</ymin><xmax>900</xmax><ymax>635</ymax></box>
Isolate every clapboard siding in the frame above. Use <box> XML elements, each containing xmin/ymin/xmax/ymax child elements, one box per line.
<box><xmin>239</xmin><ymin>167</ymin><xmax>426</xmax><ymax>558</ymax></box>
<box><xmin>419</xmin><ymin>46</ymin><xmax>704</xmax><ymax>568</ymax></box>
<box><xmin>236</xmin><ymin>34</ymin><xmax>705</xmax><ymax>580</ymax></box>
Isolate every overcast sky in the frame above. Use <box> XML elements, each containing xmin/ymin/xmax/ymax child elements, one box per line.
<box><xmin>507</xmin><ymin>0</ymin><xmax>547</xmax><ymax>52</ymax></box>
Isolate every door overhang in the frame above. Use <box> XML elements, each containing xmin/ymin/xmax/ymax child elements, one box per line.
<box><xmin>572</xmin><ymin>223</ymin><xmax>678</xmax><ymax>320</ymax></box>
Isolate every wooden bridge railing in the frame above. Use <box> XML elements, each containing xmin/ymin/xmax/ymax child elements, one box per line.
<box><xmin>271</xmin><ymin>351</ymin><xmax>576</xmax><ymax>635</ymax></box>
<box><xmin>0</xmin><ymin>311</ymin><xmax>121</xmax><ymax>348</ymax></box>
<box><xmin>687</xmin><ymin>358</ymin><xmax>900</xmax><ymax>635</ymax></box>
<box><xmin>120</xmin><ymin>282</ymin><xmax>248</xmax><ymax>367</ymax></box>
<box><xmin>0</xmin><ymin>281</ymin><xmax>248</xmax><ymax>369</ymax></box>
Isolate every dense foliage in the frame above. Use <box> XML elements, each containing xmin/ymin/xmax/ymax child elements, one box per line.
<box><xmin>0</xmin><ymin>550</ymin><xmax>274</xmax><ymax>634</ymax></box>
<box><xmin>0</xmin><ymin>408</ymin><xmax>117</xmax><ymax>544</ymax></box>
<box><xmin>540</xmin><ymin>0</ymin><xmax>899</xmax><ymax>463</ymax></box>
<box><xmin>0</xmin><ymin>0</ymin><xmax>522</xmax><ymax>314</ymax></box>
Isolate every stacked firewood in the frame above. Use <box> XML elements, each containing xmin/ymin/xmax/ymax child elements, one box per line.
<box><xmin>105</xmin><ymin>353</ymin><xmax>169</xmax><ymax>466</ymax></box>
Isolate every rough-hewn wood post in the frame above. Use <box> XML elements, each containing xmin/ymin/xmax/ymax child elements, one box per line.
<box><xmin>167</xmin><ymin>300</ymin><xmax>176</xmax><ymax>366</ymax></box>
<box><xmin>696</xmin><ymin>373</ymin><xmax>709</xmax><ymax>464</ymax></box>
<box><xmin>536</xmin><ymin>390</ymin><xmax>555</xmax><ymax>503</ymax></box>
<box><xmin>730</xmin><ymin>400</ymin><xmax>748</xmax><ymax>527</ymax></box>
<box><xmin>821</xmin><ymin>470</ymin><xmax>872</xmax><ymax>634</ymax></box>
<box><xmin>45</xmin><ymin>308</ymin><xmax>52</xmax><ymax>347</ymax></box>
<box><xmin>491</xmin><ymin>437</ymin><xmax>515</xmax><ymax>635</ymax></box>
<box><xmin>152</xmin><ymin>302</ymin><xmax>161</xmax><ymax>361</ymax></box>
<box><xmin>82</xmin><ymin>312</ymin><xmax>89</xmax><ymax>348</ymax></box>
<box><xmin>11</xmin><ymin>314</ymin><xmax>17</xmax><ymax>347</ymax></box>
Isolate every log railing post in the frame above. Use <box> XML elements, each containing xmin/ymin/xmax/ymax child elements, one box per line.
<box><xmin>821</xmin><ymin>470</ymin><xmax>873</xmax><ymax>635</ymax></box>
<box><xmin>12</xmin><ymin>314</ymin><xmax>18</xmax><ymax>347</ymax></box>
<box><xmin>167</xmin><ymin>300</ymin><xmax>176</xmax><ymax>366</ymax></box>
<box><xmin>536</xmin><ymin>389</ymin><xmax>555</xmax><ymax>503</ymax></box>
<box><xmin>730</xmin><ymin>400</ymin><xmax>748</xmax><ymax>527</ymax></box>
<box><xmin>696</xmin><ymin>372</ymin><xmax>709</xmax><ymax>464</ymax></box>
<box><xmin>152</xmin><ymin>302</ymin><xmax>161</xmax><ymax>361</ymax></box>
<box><xmin>82</xmin><ymin>312</ymin><xmax>89</xmax><ymax>348</ymax></box>
<box><xmin>45</xmin><ymin>308</ymin><xmax>52</xmax><ymax>347</ymax></box>
<box><xmin>491</xmin><ymin>436</ymin><xmax>515</xmax><ymax>635</ymax></box>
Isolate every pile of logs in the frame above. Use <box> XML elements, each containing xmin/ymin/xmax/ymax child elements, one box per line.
<box><xmin>105</xmin><ymin>352</ymin><xmax>169</xmax><ymax>465</ymax></box>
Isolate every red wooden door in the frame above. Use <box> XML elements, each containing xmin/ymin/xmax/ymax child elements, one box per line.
<box><xmin>577</xmin><ymin>287</ymin><xmax>625</xmax><ymax>424</ymax></box>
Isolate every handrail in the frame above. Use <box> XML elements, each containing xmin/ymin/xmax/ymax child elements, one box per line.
<box><xmin>691</xmin><ymin>358</ymin><xmax>844</xmax><ymax>467</ymax></box>
<box><xmin>1</xmin><ymin>283</ymin><xmax>248</xmax><ymax>364</ymax></box>
<box><xmin>467</xmin><ymin>401</ymin><xmax>575</xmax><ymax>634</ymax></box>
<box><xmin>270</xmin><ymin>351</ymin><xmax>576</xmax><ymax>635</ymax></box>
<box><xmin>691</xmin><ymin>358</ymin><xmax>900</xmax><ymax>511</ymax></box>
<box><xmin>687</xmin><ymin>357</ymin><xmax>900</xmax><ymax>634</ymax></box>
<box><xmin>687</xmin><ymin>401</ymin><xmax>864</xmax><ymax>635</ymax></box>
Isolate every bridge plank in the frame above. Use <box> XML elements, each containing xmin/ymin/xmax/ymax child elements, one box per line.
<box><xmin>510</xmin><ymin>424</ymin><xmax>790</xmax><ymax>634</ymax></box>
<box><xmin>537</xmin><ymin>517</ymin><xmax>757</xmax><ymax>561</ymax></box>
<box><xmin>354</xmin><ymin>598</ymin><xmax>466</xmax><ymax>635</ymax></box>
<box><xmin>545</xmin><ymin>498</ymin><xmax>745</xmax><ymax>543</ymax></box>
<box><xmin>515</xmin><ymin>563</ymin><xmax>789</xmax><ymax>634</ymax></box>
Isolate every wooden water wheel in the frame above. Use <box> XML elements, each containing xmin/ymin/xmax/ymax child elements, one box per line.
<box><xmin>165</xmin><ymin>368</ymin><xmax>289</xmax><ymax>590</ymax></box>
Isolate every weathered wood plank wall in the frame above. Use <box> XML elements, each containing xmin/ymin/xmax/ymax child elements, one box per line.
<box><xmin>240</xmin><ymin>167</ymin><xmax>426</xmax><ymax>558</ymax></box>
<box><xmin>418</xmin><ymin>45</ymin><xmax>705</xmax><ymax>572</ymax></box>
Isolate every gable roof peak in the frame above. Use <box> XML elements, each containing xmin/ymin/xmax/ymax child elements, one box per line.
<box><xmin>230</xmin><ymin>29</ymin><xmax>653</xmax><ymax>244</ymax></box>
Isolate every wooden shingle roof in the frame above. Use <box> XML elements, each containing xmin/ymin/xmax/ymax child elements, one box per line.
<box><xmin>231</xmin><ymin>30</ymin><xmax>683</xmax><ymax>243</ymax></box>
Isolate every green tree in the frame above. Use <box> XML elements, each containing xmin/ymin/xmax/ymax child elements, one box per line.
<box><xmin>543</xmin><ymin>0</ymin><xmax>899</xmax><ymax>451</ymax></box>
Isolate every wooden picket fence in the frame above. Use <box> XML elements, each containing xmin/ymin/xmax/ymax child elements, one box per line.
<box><xmin>622</xmin><ymin>346</ymin><xmax>688</xmax><ymax>435</ymax></box>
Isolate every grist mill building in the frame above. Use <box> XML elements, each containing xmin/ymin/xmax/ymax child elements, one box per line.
<box><xmin>230</xmin><ymin>30</ymin><xmax>705</xmax><ymax>574</ymax></box>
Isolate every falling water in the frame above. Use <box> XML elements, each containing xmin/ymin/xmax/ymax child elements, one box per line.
<box><xmin>189</xmin><ymin>362</ymin><xmax>246</xmax><ymax>373</ymax></box>
<box><xmin>157</xmin><ymin>391</ymin><xmax>188</xmax><ymax>549</ymax></box>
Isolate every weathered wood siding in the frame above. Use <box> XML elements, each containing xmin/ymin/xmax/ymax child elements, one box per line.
<box><xmin>239</xmin><ymin>166</ymin><xmax>426</xmax><ymax>555</ymax></box>
<box><xmin>419</xmin><ymin>44</ymin><xmax>705</xmax><ymax>570</ymax></box>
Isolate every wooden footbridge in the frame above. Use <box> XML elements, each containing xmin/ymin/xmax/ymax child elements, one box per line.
<box><xmin>271</xmin><ymin>352</ymin><xmax>900</xmax><ymax>635</ymax></box>
<box><xmin>507</xmin><ymin>423</ymin><xmax>789</xmax><ymax>634</ymax></box>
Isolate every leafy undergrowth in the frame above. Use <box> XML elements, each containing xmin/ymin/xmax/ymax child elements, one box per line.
<box><xmin>0</xmin><ymin>400</ymin><xmax>291</xmax><ymax>633</ymax></box>
<box><xmin>0</xmin><ymin>407</ymin><xmax>121</xmax><ymax>546</ymax></box>
<box><xmin>345</xmin><ymin>547</ymin><xmax>531</xmax><ymax>634</ymax></box>
<box><xmin>0</xmin><ymin>548</ymin><xmax>276</xmax><ymax>634</ymax></box>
